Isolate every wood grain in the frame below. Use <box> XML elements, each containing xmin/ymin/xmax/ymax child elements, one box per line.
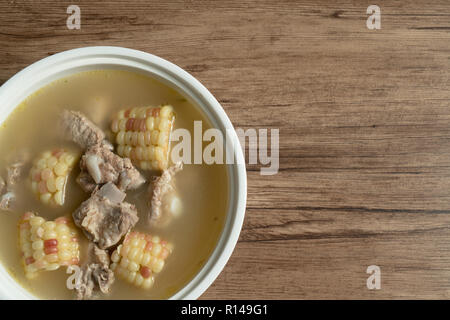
<box><xmin>1</xmin><ymin>0</ymin><xmax>450</xmax><ymax>299</ymax></box>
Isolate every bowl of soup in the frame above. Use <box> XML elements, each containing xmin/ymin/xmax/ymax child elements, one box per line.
<box><xmin>0</xmin><ymin>46</ymin><xmax>246</xmax><ymax>299</ymax></box>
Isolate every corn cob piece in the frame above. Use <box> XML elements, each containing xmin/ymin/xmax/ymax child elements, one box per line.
<box><xmin>29</xmin><ymin>148</ymin><xmax>78</xmax><ymax>206</ymax></box>
<box><xmin>111</xmin><ymin>105</ymin><xmax>175</xmax><ymax>171</ymax></box>
<box><xmin>110</xmin><ymin>231</ymin><xmax>173</xmax><ymax>289</ymax></box>
<box><xmin>18</xmin><ymin>212</ymin><xmax>80</xmax><ymax>279</ymax></box>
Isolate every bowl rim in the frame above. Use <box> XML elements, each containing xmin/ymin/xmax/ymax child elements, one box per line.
<box><xmin>0</xmin><ymin>46</ymin><xmax>247</xmax><ymax>300</ymax></box>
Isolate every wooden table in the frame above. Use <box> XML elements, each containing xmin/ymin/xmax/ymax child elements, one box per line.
<box><xmin>1</xmin><ymin>0</ymin><xmax>449</xmax><ymax>299</ymax></box>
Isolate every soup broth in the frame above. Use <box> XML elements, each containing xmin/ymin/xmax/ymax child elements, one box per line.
<box><xmin>0</xmin><ymin>70</ymin><xmax>229</xmax><ymax>299</ymax></box>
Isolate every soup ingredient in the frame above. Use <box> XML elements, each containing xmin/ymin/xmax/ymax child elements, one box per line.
<box><xmin>76</xmin><ymin>243</ymin><xmax>114</xmax><ymax>300</ymax></box>
<box><xmin>0</xmin><ymin>156</ymin><xmax>28</xmax><ymax>211</ymax></box>
<box><xmin>6</xmin><ymin>160</ymin><xmax>25</xmax><ymax>186</ymax></box>
<box><xmin>0</xmin><ymin>192</ymin><xmax>14</xmax><ymax>211</ymax></box>
<box><xmin>110</xmin><ymin>231</ymin><xmax>173</xmax><ymax>289</ymax></box>
<box><xmin>0</xmin><ymin>176</ymin><xmax>4</xmax><ymax>193</ymax></box>
<box><xmin>148</xmin><ymin>161</ymin><xmax>183</xmax><ymax>226</ymax></box>
<box><xmin>111</xmin><ymin>105</ymin><xmax>175</xmax><ymax>171</ymax></box>
<box><xmin>60</xmin><ymin>109</ymin><xmax>145</xmax><ymax>192</ymax></box>
<box><xmin>76</xmin><ymin>171</ymin><xmax>97</xmax><ymax>193</ymax></box>
<box><xmin>60</xmin><ymin>110</ymin><xmax>105</xmax><ymax>149</ymax></box>
<box><xmin>77</xmin><ymin>143</ymin><xmax>145</xmax><ymax>192</ymax></box>
<box><xmin>18</xmin><ymin>212</ymin><xmax>80</xmax><ymax>279</ymax></box>
<box><xmin>29</xmin><ymin>148</ymin><xmax>78</xmax><ymax>206</ymax></box>
<box><xmin>72</xmin><ymin>182</ymin><xmax>138</xmax><ymax>249</ymax></box>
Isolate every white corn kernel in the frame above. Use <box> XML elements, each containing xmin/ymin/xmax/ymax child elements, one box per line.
<box><xmin>153</xmin><ymin>259</ymin><xmax>164</xmax><ymax>273</ymax></box>
<box><xmin>40</xmin><ymin>193</ymin><xmax>52</xmax><ymax>204</ymax></box>
<box><xmin>111</xmin><ymin>251</ymin><xmax>120</xmax><ymax>263</ymax></box>
<box><xmin>134</xmin><ymin>274</ymin><xmax>144</xmax><ymax>286</ymax></box>
<box><xmin>160</xmin><ymin>105</ymin><xmax>173</xmax><ymax>118</ymax></box>
<box><xmin>46</xmin><ymin>178</ymin><xmax>57</xmax><ymax>193</ymax></box>
<box><xmin>54</xmin><ymin>162</ymin><xmax>68</xmax><ymax>176</ymax></box>
<box><xmin>128</xmin><ymin>261</ymin><xmax>140</xmax><ymax>272</ymax></box>
<box><xmin>30</xmin><ymin>217</ymin><xmax>45</xmax><ymax>227</ymax></box>
<box><xmin>54</xmin><ymin>191</ymin><xmax>63</xmax><ymax>205</ymax></box>
<box><xmin>47</xmin><ymin>157</ymin><xmax>58</xmax><ymax>168</ymax></box>
<box><xmin>46</xmin><ymin>263</ymin><xmax>60</xmax><ymax>271</ymax></box>
<box><xmin>127</xmin><ymin>271</ymin><xmax>137</xmax><ymax>283</ymax></box>
<box><xmin>141</xmin><ymin>277</ymin><xmax>154</xmax><ymax>289</ymax></box>
<box><xmin>55</xmin><ymin>176</ymin><xmax>65</xmax><ymax>191</ymax></box>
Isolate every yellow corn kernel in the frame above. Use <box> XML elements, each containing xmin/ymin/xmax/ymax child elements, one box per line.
<box><xmin>43</xmin><ymin>230</ymin><xmax>57</xmax><ymax>240</ymax></box>
<box><xmin>46</xmin><ymin>263</ymin><xmax>60</xmax><ymax>271</ymax></box>
<box><xmin>128</xmin><ymin>261</ymin><xmax>140</xmax><ymax>272</ymax></box>
<box><xmin>117</xmin><ymin>131</ymin><xmax>125</xmax><ymax>145</ymax></box>
<box><xmin>119</xmin><ymin>119</ymin><xmax>127</xmax><ymax>131</ymax></box>
<box><xmin>141</xmin><ymin>252</ymin><xmax>151</xmax><ymax>266</ymax></box>
<box><xmin>46</xmin><ymin>253</ymin><xmax>59</xmax><ymax>263</ymax></box>
<box><xmin>160</xmin><ymin>105</ymin><xmax>173</xmax><ymax>118</ymax></box>
<box><xmin>36</xmin><ymin>158</ymin><xmax>47</xmax><ymax>170</ymax></box>
<box><xmin>58</xmin><ymin>250</ymin><xmax>71</xmax><ymax>261</ymax></box>
<box><xmin>40</xmin><ymin>193</ymin><xmax>52</xmax><ymax>204</ymax></box>
<box><xmin>47</xmin><ymin>157</ymin><xmax>58</xmax><ymax>168</ymax></box>
<box><xmin>128</xmin><ymin>247</ymin><xmax>139</xmax><ymax>261</ymax></box>
<box><xmin>146</xmin><ymin>117</ymin><xmax>154</xmax><ymax>131</ymax></box>
<box><xmin>42</xmin><ymin>151</ymin><xmax>52</xmax><ymax>159</ymax></box>
<box><xmin>134</xmin><ymin>274</ymin><xmax>144</xmax><ymax>287</ymax></box>
<box><xmin>30</xmin><ymin>216</ymin><xmax>45</xmax><ymax>227</ymax></box>
<box><xmin>55</xmin><ymin>176</ymin><xmax>65</xmax><ymax>191</ymax></box>
<box><xmin>56</xmin><ymin>224</ymin><xmax>69</xmax><ymax>235</ymax></box>
<box><xmin>152</xmin><ymin>259</ymin><xmax>165</xmax><ymax>273</ymax></box>
<box><xmin>150</xmin><ymin>131</ymin><xmax>159</xmax><ymax>145</ymax></box>
<box><xmin>120</xmin><ymin>257</ymin><xmax>130</xmax><ymax>269</ymax></box>
<box><xmin>142</xmin><ymin>277</ymin><xmax>154</xmax><ymax>289</ymax></box>
<box><xmin>54</xmin><ymin>162</ymin><xmax>68</xmax><ymax>176</ymax></box>
<box><xmin>33</xmin><ymin>250</ymin><xmax>45</xmax><ymax>261</ymax></box>
<box><xmin>54</xmin><ymin>191</ymin><xmax>64</xmax><ymax>206</ymax></box>
<box><xmin>42</xmin><ymin>221</ymin><xmax>56</xmax><ymax>231</ymax></box>
<box><xmin>135</xmin><ymin>146</ymin><xmax>143</xmax><ymax>160</ymax></box>
<box><xmin>111</xmin><ymin>251</ymin><xmax>120</xmax><ymax>263</ymax></box>
<box><xmin>151</xmin><ymin>243</ymin><xmax>162</xmax><ymax>257</ymax></box>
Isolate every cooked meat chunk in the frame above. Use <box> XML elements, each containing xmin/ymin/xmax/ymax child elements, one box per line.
<box><xmin>90</xmin><ymin>243</ymin><xmax>111</xmax><ymax>266</ymax></box>
<box><xmin>148</xmin><ymin>162</ymin><xmax>183</xmax><ymax>225</ymax></box>
<box><xmin>0</xmin><ymin>158</ymin><xmax>27</xmax><ymax>211</ymax></box>
<box><xmin>60</xmin><ymin>110</ymin><xmax>105</xmax><ymax>149</ymax></box>
<box><xmin>77</xmin><ymin>144</ymin><xmax>145</xmax><ymax>192</ymax></box>
<box><xmin>0</xmin><ymin>176</ymin><xmax>5</xmax><ymax>195</ymax></box>
<box><xmin>76</xmin><ymin>171</ymin><xmax>98</xmax><ymax>193</ymax></box>
<box><xmin>6</xmin><ymin>156</ymin><xmax>26</xmax><ymax>188</ymax></box>
<box><xmin>0</xmin><ymin>192</ymin><xmax>15</xmax><ymax>211</ymax></box>
<box><xmin>100</xmin><ymin>139</ymin><xmax>114</xmax><ymax>151</ymax></box>
<box><xmin>74</xmin><ymin>270</ymin><xmax>93</xmax><ymax>299</ymax></box>
<box><xmin>73</xmin><ymin>182</ymin><xmax>138</xmax><ymax>249</ymax></box>
<box><xmin>61</xmin><ymin>109</ymin><xmax>145</xmax><ymax>193</ymax></box>
<box><xmin>76</xmin><ymin>243</ymin><xmax>114</xmax><ymax>300</ymax></box>
<box><xmin>6</xmin><ymin>162</ymin><xmax>22</xmax><ymax>186</ymax></box>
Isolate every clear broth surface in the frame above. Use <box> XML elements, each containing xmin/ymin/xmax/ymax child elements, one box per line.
<box><xmin>0</xmin><ymin>70</ymin><xmax>229</xmax><ymax>299</ymax></box>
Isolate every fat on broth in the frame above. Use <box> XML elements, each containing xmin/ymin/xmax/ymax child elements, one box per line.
<box><xmin>0</xmin><ymin>70</ymin><xmax>229</xmax><ymax>299</ymax></box>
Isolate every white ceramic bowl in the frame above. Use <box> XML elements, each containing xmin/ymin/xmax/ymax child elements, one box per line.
<box><xmin>0</xmin><ymin>46</ymin><xmax>247</xmax><ymax>299</ymax></box>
